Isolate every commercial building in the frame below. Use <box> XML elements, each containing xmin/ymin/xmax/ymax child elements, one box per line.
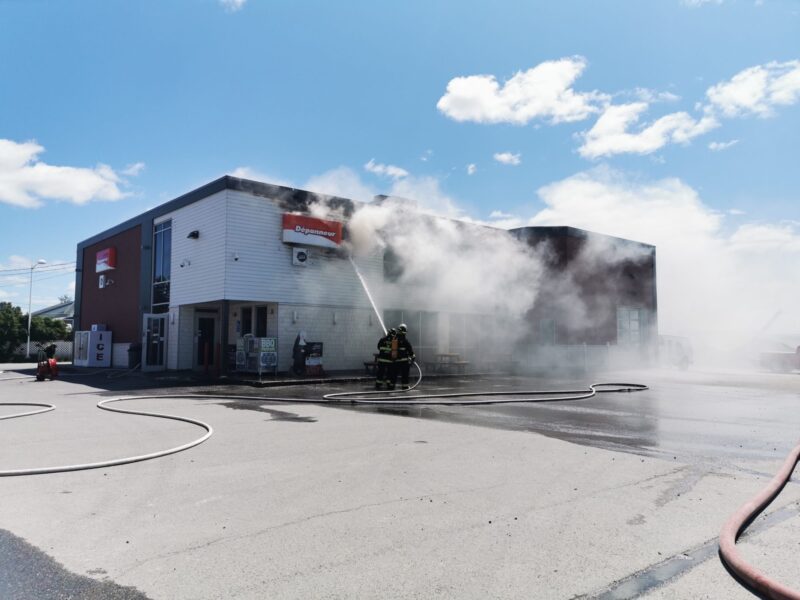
<box><xmin>74</xmin><ymin>176</ymin><xmax>657</xmax><ymax>373</ymax></box>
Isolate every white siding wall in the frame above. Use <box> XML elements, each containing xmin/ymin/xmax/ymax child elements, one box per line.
<box><xmin>166</xmin><ymin>306</ymin><xmax>180</xmax><ymax>370</ymax></box>
<box><xmin>224</xmin><ymin>190</ymin><xmax>383</xmax><ymax>307</ymax></box>
<box><xmin>163</xmin><ymin>188</ymin><xmax>388</xmax><ymax>371</ymax></box>
<box><xmin>278</xmin><ymin>304</ymin><xmax>380</xmax><ymax>372</ymax></box>
<box><xmin>177</xmin><ymin>305</ymin><xmax>194</xmax><ymax>369</ymax></box>
<box><xmin>162</xmin><ymin>191</ymin><xmax>227</xmax><ymax>307</ymax></box>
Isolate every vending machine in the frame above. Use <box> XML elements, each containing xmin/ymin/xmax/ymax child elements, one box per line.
<box><xmin>73</xmin><ymin>328</ymin><xmax>112</xmax><ymax>367</ymax></box>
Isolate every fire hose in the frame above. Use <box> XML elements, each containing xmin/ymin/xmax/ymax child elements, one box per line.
<box><xmin>7</xmin><ymin>367</ymin><xmax>800</xmax><ymax>596</ymax></box>
<box><xmin>718</xmin><ymin>442</ymin><xmax>800</xmax><ymax>599</ymax></box>
<box><xmin>0</xmin><ymin>364</ymin><xmax>645</xmax><ymax>477</ymax></box>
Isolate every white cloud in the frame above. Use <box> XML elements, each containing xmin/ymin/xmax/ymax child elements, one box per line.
<box><xmin>122</xmin><ymin>162</ymin><xmax>146</xmax><ymax>176</ymax></box>
<box><xmin>728</xmin><ymin>208</ymin><xmax>746</xmax><ymax>215</ymax></box>
<box><xmin>729</xmin><ymin>223</ymin><xmax>800</xmax><ymax>252</ymax></box>
<box><xmin>467</xmin><ymin>164</ymin><xmax>477</xmax><ymax>175</ymax></box>
<box><xmin>682</xmin><ymin>0</ymin><xmax>724</xmax><ymax>6</ymax></box>
<box><xmin>420</xmin><ymin>149</ymin><xmax>433</xmax><ymax>162</ymax></box>
<box><xmin>706</xmin><ymin>60</ymin><xmax>800</xmax><ymax>118</ymax></box>
<box><xmin>493</xmin><ymin>152</ymin><xmax>522</xmax><ymax>166</ymax></box>
<box><xmin>0</xmin><ymin>139</ymin><xmax>130</xmax><ymax>209</ymax></box>
<box><xmin>436</xmin><ymin>56</ymin><xmax>608</xmax><ymax>125</ymax></box>
<box><xmin>219</xmin><ymin>0</ymin><xmax>246</xmax><ymax>11</ymax></box>
<box><xmin>708</xmin><ymin>139</ymin><xmax>739</xmax><ymax>151</ymax></box>
<box><xmin>578</xmin><ymin>103</ymin><xmax>719</xmax><ymax>159</ymax></box>
<box><xmin>633</xmin><ymin>88</ymin><xmax>681</xmax><ymax>103</ymax></box>
<box><xmin>364</xmin><ymin>158</ymin><xmax>409</xmax><ymax>180</ymax></box>
<box><xmin>529</xmin><ymin>167</ymin><xmax>800</xmax><ymax>341</ymax></box>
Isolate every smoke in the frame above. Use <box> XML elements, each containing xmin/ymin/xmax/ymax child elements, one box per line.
<box><xmin>527</xmin><ymin>166</ymin><xmax>800</xmax><ymax>362</ymax></box>
<box><xmin>300</xmin><ymin>175</ymin><xmax>659</xmax><ymax>375</ymax></box>
<box><xmin>345</xmin><ymin>197</ymin><xmax>545</xmax><ymax>319</ymax></box>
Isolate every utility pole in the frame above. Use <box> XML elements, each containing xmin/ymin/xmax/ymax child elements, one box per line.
<box><xmin>26</xmin><ymin>259</ymin><xmax>47</xmax><ymax>358</ymax></box>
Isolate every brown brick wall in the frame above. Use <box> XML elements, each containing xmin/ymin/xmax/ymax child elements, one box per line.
<box><xmin>79</xmin><ymin>225</ymin><xmax>142</xmax><ymax>343</ymax></box>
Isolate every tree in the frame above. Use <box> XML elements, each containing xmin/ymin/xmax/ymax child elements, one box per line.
<box><xmin>0</xmin><ymin>302</ymin><xmax>26</xmax><ymax>361</ymax></box>
<box><xmin>30</xmin><ymin>316</ymin><xmax>69</xmax><ymax>342</ymax></box>
<box><xmin>58</xmin><ymin>294</ymin><xmax>73</xmax><ymax>304</ymax></box>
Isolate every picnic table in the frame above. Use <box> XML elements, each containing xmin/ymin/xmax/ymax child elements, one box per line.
<box><xmin>364</xmin><ymin>353</ymin><xmax>380</xmax><ymax>375</ymax></box>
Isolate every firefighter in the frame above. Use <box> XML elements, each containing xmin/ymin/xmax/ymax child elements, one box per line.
<box><xmin>390</xmin><ymin>323</ymin><xmax>415</xmax><ymax>390</ymax></box>
<box><xmin>375</xmin><ymin>328</ymin><xmax>396</xmax><ymax>389</ymax></box>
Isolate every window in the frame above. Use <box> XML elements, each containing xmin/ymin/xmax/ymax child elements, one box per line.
<box><xmin>617</xmin><ymin>307</ymin><xmax>644</xmax><ymax>345</ymax></box>
<box><xmin>255</xmin><ymin>306</ymin><xmax>267</xmax><ymax>337</ymax></box>
<box><xmin>539</xmin><ymin>319</ymin><xmax>556</xmax><ymax>345</ymax></box>
<box><xmin>152</xmin><ymin>220</ymin><xmax>172</xmax><ymax>313</ymax></box>
<box><xmin>241</xmin><ymin>307</ymin><xmax>252</xmax><ymax>335</ymax></box>
<box><xmin>383</xmin><ymin>247</ymin><xmax>404</xmax><ymax>282</ymax></box>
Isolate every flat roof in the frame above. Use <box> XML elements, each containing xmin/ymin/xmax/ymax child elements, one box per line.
<box><xmin>510</xmin><ymin>225</ymin><xmax>655</xmax><ymax>249</ymax></box>
<box><xmin>77</xmin><ymin>176</ymin><xmax>655</xmax><ymax>251</ymax></box>
<box><xmin>77</xmin><ymin>176</ymin><xmax>358</xmax><ymax>250</ymax></box>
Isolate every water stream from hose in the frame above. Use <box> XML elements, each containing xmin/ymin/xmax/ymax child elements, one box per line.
<box><xmin>349</xmin><ymin>256</ymin><xmax>387</xmax><ymax>335</ymax></box>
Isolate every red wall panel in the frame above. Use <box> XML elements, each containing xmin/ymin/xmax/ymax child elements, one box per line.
<box><xmin>79</xmin><ymin>226</ymin><xmax>142</xmax><ymax>343</ymax></box>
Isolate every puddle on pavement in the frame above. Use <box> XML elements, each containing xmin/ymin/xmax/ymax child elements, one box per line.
<box><xmin>216</xmin><ymin>401</ymin><xmax>317</xmax><ymax>422</ymax></box>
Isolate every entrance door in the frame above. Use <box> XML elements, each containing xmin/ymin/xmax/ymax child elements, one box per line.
<box><xmin>196</xmin><ymin>316</ymin><xmax>216</xmax><ymax>368</ymax></box>
<box><xmin>142</xmin><ymin>314</ymin><xmax>168</xmax><ymax>371</ymax></box>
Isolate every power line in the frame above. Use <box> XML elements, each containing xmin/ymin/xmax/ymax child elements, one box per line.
<box><xmin>0</xmin><ymin>270</ymin><xmax>76</xmax><ymax>288</ymax></box>
<box><xmin>0</xmin><ymin>261</ymin><xmax>76</xmax><ymax>274</ymax></box>
<box><xmin>0</xmin><ymin>266</ymin><xmax>76</xmax><ymax>282</ymax></box>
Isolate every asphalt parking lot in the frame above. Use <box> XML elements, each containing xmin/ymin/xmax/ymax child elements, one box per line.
<box><xmin>1</xmin><ymin>365</ymin><xmax>799</xmax><ymax>599</ymax></box>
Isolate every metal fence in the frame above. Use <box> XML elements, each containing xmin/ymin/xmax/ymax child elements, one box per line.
<box><xmin>12</xmin><ymin>340</ymin><xmax>73</xmax><ymax>361</ymax></box>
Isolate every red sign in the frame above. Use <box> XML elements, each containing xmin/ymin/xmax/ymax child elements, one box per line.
<box><xmin>95</xmin><ymin>247</ymin><xmax>117</xmax><ymax>273</ymax></box>
<box><xmin>282</xmin><ymin>214</ymin><xmax>343</xmax><ymax>249</ymax></box>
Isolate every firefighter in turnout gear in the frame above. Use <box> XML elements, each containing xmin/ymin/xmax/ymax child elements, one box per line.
<box><xmin>375</xmin><ymin>328</ymin><xmax>397</xmax><ymax>389</ymax></box>
<box><xmin>390</xmin><ymin>323</ymin><xmax>415</xmax><ymax>390</ymax></box>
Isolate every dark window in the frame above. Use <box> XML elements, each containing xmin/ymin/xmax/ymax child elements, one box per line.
<box><xmin>255</xmin><ymin>306</ymin><xmax>267</xmax><ymax>337</ymax></box>
<box><xmin>152</xmin><ymin>220</ymin><xmax>172</xmax><ymax>311</ymax></box>
<box><xmin>241</xmin><ymin>307</ymin><xmax>252</xmax><ymax>335</ymax></box>
<box><xmin>383</xmin><ymin>247</ymin><xmax>404</xmax><ymax>282</ymax></box>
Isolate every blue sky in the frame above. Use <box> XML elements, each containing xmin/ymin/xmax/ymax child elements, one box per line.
<box><xmin>1</xmin><ymin>0</ymin><xmax>798</xmax><ymax>334</ymax></box>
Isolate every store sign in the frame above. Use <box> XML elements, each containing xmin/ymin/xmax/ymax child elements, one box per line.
<box><xmin>282</xmin><ymin>214</ymin><xmax>343</xmax><ymax>249</ymax></box>
<box><xmin>95</xmin><ymin>247</ymin><xmax>117</xmax><ymax>273</ymax></box>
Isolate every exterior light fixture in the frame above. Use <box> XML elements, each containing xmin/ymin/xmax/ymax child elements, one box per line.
<box><xmin>187</xmin><ymin>230</ymin><xmax>200</xmax><ymax>239</ymax></box>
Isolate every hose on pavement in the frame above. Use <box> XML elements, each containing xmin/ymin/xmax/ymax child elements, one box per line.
<box><xmin>719</xmin><ymin>442</ymin><xmax>800</xmax><ymax>600</ymax></box>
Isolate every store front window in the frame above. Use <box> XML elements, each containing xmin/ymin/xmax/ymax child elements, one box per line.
<box><xmin>152</xmin><ymin>220</ymin><xmax>172</xmax><ymax>313</ymax></box>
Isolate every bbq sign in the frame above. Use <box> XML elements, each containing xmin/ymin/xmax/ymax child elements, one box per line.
<box><xmin>95</xmin><ymin>247</ymin><xmax>117</xmax><ymax>273</ymax></box>
<box><xmin>281</xmin><ymin>214</ymin><xmax>343</xmax><ymax>249</ymax></box>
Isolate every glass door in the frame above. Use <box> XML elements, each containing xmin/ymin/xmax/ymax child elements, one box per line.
<box><xmin>142</xmin><ymin>313</ymin><xmax>168</xmax><ymax>371</ymax></box>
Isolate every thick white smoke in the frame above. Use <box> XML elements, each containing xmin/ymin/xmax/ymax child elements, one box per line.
<box><xmin>527</xmin><ymin>166</ymin><xmax>800</xmax><ymax>363</ymax></box>
<box><xmin>345</xmin><ymin>197</ymin><xmax>545</xmax><ymax>320</ymax></box>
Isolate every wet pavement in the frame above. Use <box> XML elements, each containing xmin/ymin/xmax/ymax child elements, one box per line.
<box><xmin>2</xmin><ymin>365</ymin><xmax>800</xmax><ymax>599</ymax></box>
<box><xmin>203</xmin><ymin>368</ymin><xmax>800</xmax><ymax>469</ymax></box>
